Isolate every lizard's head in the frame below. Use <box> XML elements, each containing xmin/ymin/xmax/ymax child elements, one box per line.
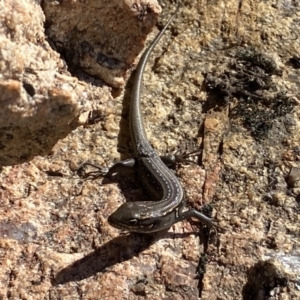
<box><xmin>108</xmin><ymin>202</ymin><xmax>173</xmax><ymax>233</ymax></box>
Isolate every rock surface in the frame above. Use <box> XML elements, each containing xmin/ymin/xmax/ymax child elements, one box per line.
<box><xmin>0</xmin><ymin>0</ymin><xmax>300</xmax><ymax>299</ymax></box>
<box><xmin>0</xmin><ymin>0</ymin><xmax>159</xmax><ymax>166</ymax></box>
<box><xmin>43</xmin><ymin>0</ymin><xmax>161</xmax><ymax>88</ymax></box>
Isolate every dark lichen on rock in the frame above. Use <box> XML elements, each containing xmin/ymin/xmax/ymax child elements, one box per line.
<box><xmin>205</xmin><ymin>47</ymin><xmax>295</xmax><ymax>141</ymax></box>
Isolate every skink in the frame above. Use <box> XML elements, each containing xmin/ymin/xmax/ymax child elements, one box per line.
<box><xmin>103</xmin><ymin>11</ymin><xmax>220</xmax><ymax>233</ymax></box>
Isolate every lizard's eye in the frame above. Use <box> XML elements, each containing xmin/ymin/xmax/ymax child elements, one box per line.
<box><xmin>127</xmin><ymin>219</ymin><xmax>137</xmax><ymax>226</ymax></box>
